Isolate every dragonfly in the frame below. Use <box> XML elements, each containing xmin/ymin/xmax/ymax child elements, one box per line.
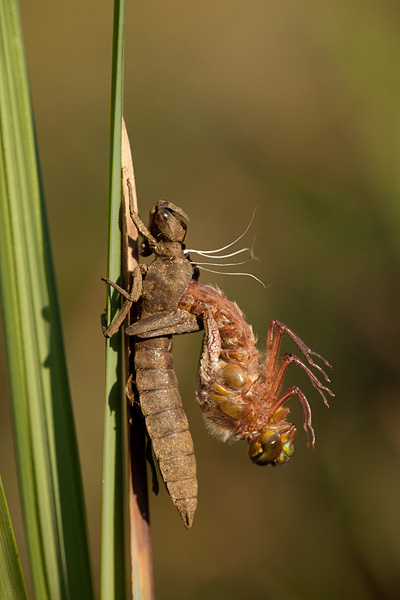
<box><xmin>103</xmin><ymin>195</ymin><xmax>334</xmax><ymax>527</ymax></box>
<box><xmin>178</xmin><ymin>282</ymin><xmax>334</xmax><ymax>466</ymax></box>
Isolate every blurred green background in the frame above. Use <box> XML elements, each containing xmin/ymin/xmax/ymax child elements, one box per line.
<box><xmin>1</xmin><ymin>1</ymin><xmax>400</xmax><ymax>598</ymax></box>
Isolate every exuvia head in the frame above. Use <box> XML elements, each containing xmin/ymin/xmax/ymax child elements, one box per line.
<box><xmin>151</xmin><ymin>200</ymin><xmax>189</xmax><ymax>242</ymax></box>
<box><xmin>140</xmin><ymin>200</ymin><xmax>189</xmax><ymax>256</ymax></box>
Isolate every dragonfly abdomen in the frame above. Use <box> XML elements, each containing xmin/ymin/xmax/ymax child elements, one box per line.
<box><xmin>135</xmin><ymin>335</ymin><xmax>197</xmax><ymax>528</ymax></box>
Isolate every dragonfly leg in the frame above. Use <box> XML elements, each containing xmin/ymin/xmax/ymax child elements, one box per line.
<box><xmin>126</xmin><ymin>178</ymin><xmax>158</xmax><ymax>253</ymax></box>
<box><xmin>126</xmin><ymin>309</ymin><xmax>200</xmax><ymax>337</ymax></box>
<box><xmin>102</xmin><ymin>265</ymin><xmax>143</xmax><ymax>337</ymax></box>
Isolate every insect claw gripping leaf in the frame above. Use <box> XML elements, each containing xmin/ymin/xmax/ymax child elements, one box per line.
<box><xmin>102</xmin><ymin>265</ymin><xmax>142</xmax><ymax>338</ymax></box>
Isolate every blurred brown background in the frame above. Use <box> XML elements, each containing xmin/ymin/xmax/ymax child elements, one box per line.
<box><xmin>1</xmin><ymin>1</ymin><xmax>400</xmax><ymax>598</ymax></box>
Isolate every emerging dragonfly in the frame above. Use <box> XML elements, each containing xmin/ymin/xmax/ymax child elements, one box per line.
<box><xmin>103</xmin><ymin>195</ymin><xmax>334</xmax><ymax>526</ymax></box>
<box><xmin>179</xmin><ymin>283</ymin><xmax>334</xmax><ymax>466</ymax></box>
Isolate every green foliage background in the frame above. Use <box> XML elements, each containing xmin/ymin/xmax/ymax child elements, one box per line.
<box><xmin>1</xmin><ymin>1</ymin><xmax>399</xmax><ymax>598</ymax></box>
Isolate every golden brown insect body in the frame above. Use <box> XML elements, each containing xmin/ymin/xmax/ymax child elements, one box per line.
<box><xmin>179</xmin><ymin>281</ymin><xmax>334</xmax><ymax>466</ymax></box>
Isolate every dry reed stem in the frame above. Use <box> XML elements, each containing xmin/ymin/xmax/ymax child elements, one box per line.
<box><xmin>121</xmin><ymin>118</ymin><xmax>155</xmax><ymax>599</ymax></box>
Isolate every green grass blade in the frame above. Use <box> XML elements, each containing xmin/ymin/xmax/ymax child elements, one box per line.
<box><xmin>101</xmin><ymin>1</ymin><xmax>128</xmax><ymax>599</ymax></box>
<box><xmin>0</xmin><ymin>477</ymin><xmax>28</xmax><ymax>600</ymax></box>
<box><xmin>0</xmin><ymin>1</ymin><xmax>94</xmax><ymax>599</ymax></box>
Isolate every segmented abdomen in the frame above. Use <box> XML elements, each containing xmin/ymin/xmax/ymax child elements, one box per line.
<box><xmin>179</xmin><ymin>281</ymin><xmax>263</xmax><ymax>441</ymax></box>
<box><xmin>134</xmin><ymin>336</ymin><xmax>197</xmax><ymax>528</ymax></box>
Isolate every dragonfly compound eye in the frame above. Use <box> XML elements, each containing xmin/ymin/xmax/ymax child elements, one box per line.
<box><xmin>275</xmin><ymin>440</ymin><xmax>295</xmax><ymax>465</ymax></box>
<box><xmin>248</xmin><ymin>431</ymin><xmax>283</xmax><ymax>465</ymax></box>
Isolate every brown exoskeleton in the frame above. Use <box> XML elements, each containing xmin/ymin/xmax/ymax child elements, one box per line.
<box><xmin>178</xmin><ymin>282</ymin><xmax>334</xmax><ymax>466</ymax></box>
<box><xmin>103</xmin><ymin>199</ymin><xmax>201</xmax><ymax>528</ymax></box>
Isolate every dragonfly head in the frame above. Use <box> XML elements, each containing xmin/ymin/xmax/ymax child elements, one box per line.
<box><xmin>248</xmin><ymin>426</ymin><xmax>296</xmax><ymax>466</ymax></box>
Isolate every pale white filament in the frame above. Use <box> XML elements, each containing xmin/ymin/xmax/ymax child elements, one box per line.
<box><xmin>185</xmin><ymin>206</ymin><xmax>259</xmax><ymax>257</ymax></box>
<box><xmin>195</xmin><ymin>261</ymin><xmax>252</xmax><ymax>267</ymax></box>
<box><xmin>196</xmin><ymin>266</ymin><xmax>269</xmax><ymax>289</ymax></box>
<box><xmin>185</xmin><ymin>207</ymin><xmax>267</xmax><ymax>287</ymax></box>
<box><xmin>187</xmin><ymin>246</ymin><xmax>254</xmax><ymax>260</ymax></box>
